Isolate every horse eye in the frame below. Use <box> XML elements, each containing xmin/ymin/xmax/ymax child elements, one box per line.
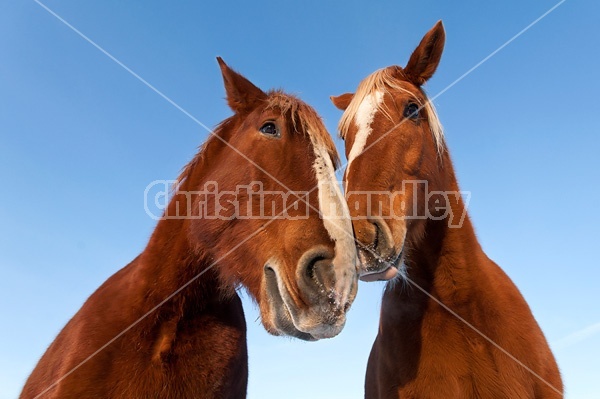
<box><xmin>259</xmin><ymin>122</ymin><xmax>279</xmax><ymax>137</ymax></box>
<box><xmin>403</xmin><ymin>102</ymin><xmax>420</xmax><ymax>119</ymax></box>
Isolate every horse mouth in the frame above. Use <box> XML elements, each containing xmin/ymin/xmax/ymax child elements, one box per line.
<box><xmin>358</xmin><ymin>249</ymin><xmax>403</xmax><ymax>282</ymax></box>
<box><xmin>263</xmin><ymin>262</ymin><xmax>347</xmax><ymax>341</ymax></box>
<box><xmin>262</xmin><ymin>265</ymin><xmax>314</xmax><ymax>340</ymax></box>
<box><xmin>360</xmin><ymin>265</ymin><xmax>399</xmax><ymax>282</ymax></box>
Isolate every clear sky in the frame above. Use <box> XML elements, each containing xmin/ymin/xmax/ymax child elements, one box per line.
<box><xmin>1</xmin><ymin>1</ymin><xmax>599</xmax><ymax>398</ymax></box>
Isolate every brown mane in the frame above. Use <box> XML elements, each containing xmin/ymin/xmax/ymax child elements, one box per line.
<box><xmin>174</xmin><ymin>117</ymin><xmax>236</xmax><ymax>189</ymax></box>
<box><xmin>176</xmin><ymin>90</ymin><xmax>340</xmax><ymax>190</ymax></box>
<box><xmin>266</xmin><ymin>90</ymin><xmax>341</xmax><ymax>168</ymax></box>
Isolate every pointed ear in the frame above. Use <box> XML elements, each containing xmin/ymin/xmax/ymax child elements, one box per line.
<box><xmin>217</xmin><ymin>57</ymin><xmax>267</xmax><ymax>114</ymax></box>
<box><xmin>330</xmin><ymin>93</ymin><xmax>354</xmax><ymax>111</ymax></box>
<box><xmin>404</xmin><ymin>21</ymin><xmax>445</xmax><ymax>86</ymax></box>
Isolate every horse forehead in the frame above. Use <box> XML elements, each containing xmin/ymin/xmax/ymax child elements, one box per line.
<box><xmin>260</xmin><ymin>94</ymin><xmax>340</xmax><ymax>169</ymax></box>
<box><xmin>345</xmin><ymin>91</ymin><xmax>384</xmax><ymax>168</ymax></box>
<box><xmin>356</xmin><ymin>91</ymin><xmax>384</xmax><ymax>127</ymax></box>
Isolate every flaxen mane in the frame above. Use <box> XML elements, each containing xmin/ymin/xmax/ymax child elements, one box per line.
<box><xmin>338</xmin><ymin>68</ymin><xmax>445</xmax><ymax>155</ymax></box>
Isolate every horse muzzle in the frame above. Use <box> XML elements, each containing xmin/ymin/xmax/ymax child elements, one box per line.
<box><xmin>353</xmin><ymin>217</ymin><xmax>403</xmax><ymax>282</ymax></box>
<box><xmin>262</xmin><ymin>250</ymin><xmax>357</xmax><ymax>341</ymax></box>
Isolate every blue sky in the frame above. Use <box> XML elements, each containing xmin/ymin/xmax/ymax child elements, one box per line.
<box><xmin>1</xmin><ymin>1</ymin><xmax>599</xmax><ymax>398</ymax></box>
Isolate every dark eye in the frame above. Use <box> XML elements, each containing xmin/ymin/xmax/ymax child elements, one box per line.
<box><xmin>259</xmin><ymin>122</ymin><xmax>280</xmax><ymax>137</ymax></box>
<box><xmin>403</xmin><ymin>102</ymin><xmax>420</xmax><ymax>119</ymax></box>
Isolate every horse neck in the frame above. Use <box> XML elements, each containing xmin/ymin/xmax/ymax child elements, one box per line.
<box><xmin>399</xmin><ymin>152</ymin><xmax>486</xmax><ymax>306</ymax></box>
<box><xmin>135</xmin><ymin>166</ymin><xmax>229</xmax><ymax>319</ymax></box>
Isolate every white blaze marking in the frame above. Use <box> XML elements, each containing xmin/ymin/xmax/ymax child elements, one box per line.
<box><xmin>346</xmin><ymin>91</ymin><xmax>383</xmax><ymax>184</ymax></box>
<box><xmin>311</xmin><ymin>141</ymin><xmax>357</xmax><ymax>305</ymax></box>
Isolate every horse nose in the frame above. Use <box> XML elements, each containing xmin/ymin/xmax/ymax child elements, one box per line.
<box><xmin>353</xmin><ymin>217</ymin><xmax>393</xmax><ymax>257</ymax></box>
<box><xmin>298</xmin><ymin>247</ymin><xmax>354</xmax><ymax>310</ymax></box>
<box><xmin>353</xmin><ymin>219</ymin><xmax>377</xmax><ymax>249</ymax></box>
<box><xmin>293</xmin><ymin>247</ymin><xmax>355</xmax><ymax>339</ymax></box>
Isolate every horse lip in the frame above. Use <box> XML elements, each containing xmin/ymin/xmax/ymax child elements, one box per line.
<box><xmin>358</xmin><ymin>249</ymin><xmax>403</xmax><ymax>282</ymax></box>
<box><xmin>306</xmin><ymin>321</ymin><xmax>345</xmax><ymax>340</ymax></box>
<box><xmin>359</xmin><ymin>265</ymin><xmax>399</xmax><ymax>282</ymax></box>
<box><xmin>263</xmin><ymin>262</ymin><xmax>322</xmax><ymax>341</ymax></box>
<box><xmin>285</xmin><ymin>328</ymin><xmax>317</xmax><ymax>342</ymax></box>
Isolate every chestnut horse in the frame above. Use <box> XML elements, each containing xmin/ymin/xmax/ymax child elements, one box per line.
<box><xmin>332</xmin><ymin>22</ymin><xmax>562</xmax><ymax>398</ymax></box>
<box><xmin>21</xmin><ymin>58</ymin><xmax>357</xmax><ymax>398</ymax></box>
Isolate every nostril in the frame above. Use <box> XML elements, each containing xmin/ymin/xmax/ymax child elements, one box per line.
<box><xmin>299</xmin><ymin>248</ymin><xmax>335</xmax><ymax>291</ymax></box>
<box><xmin>305</xmin><ymin>255</ymin><xmax>327</xmax><ymax>282</ymax></box>
<box><xmin>372</xmin><ymin>223</ymin><xmax>380</xmax><ymax>250</ymax></box>
<box><xmin>355</xmin><ymin>220</ymin><xmax>381</xmax><ymax>251</ymax></box>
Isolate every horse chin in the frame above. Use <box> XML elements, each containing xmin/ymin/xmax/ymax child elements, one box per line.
<box><xmin>259</xmin><ymin>300</ymin><xmax>318</xmax><ymax>342</ymax></box>
<box><xmin>262</xmin><ymin>309</ymin><xmax>345</xmax><ymax>341</ymax></box>
<box><xmin>272</xmin><ymin>324</ymin><xmax>318</xmax><ymax>342</ymax></box>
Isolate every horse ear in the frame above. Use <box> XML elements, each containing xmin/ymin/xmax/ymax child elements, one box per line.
<box><xmin>404</xmin><ymin>21</ymin><xmax>445</xmax><ymax>86</ymax></box>
<box><xmin>330</xmin><ymin>93</ymin><xmax>354</xmax><ymax>111</ymax></box>
<box><xmin>217</xmin><ymin>57</ymin><xmax>267</xmax><ymax>114</ymax></box>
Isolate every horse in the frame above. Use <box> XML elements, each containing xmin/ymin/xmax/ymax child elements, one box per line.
<box><xmin>21</xmin><ymin>58</ymin><xmax>358</xmax><ymax>399</ymax></box>
<box><xmin>331</xmin><ymin>21</ymin><xmax>563</xmax><ymax>398</ymax></box>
